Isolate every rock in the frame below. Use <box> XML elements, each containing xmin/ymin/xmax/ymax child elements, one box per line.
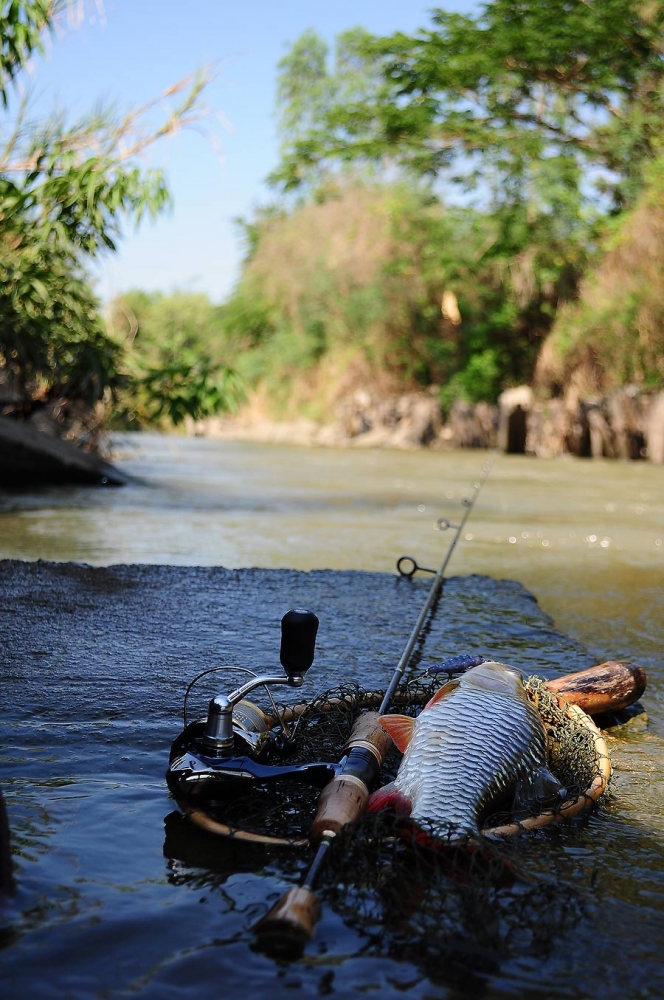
<box><xmin>563</xmin><ymin>395</ymin><xmax>591</xmax><ymax>457</ymax></box>
<box><xmin>187</xmin><ymin>384</ymin><xmax>663</xmax><ymax>461</ymax></box>
<box><xmin>450</xmin><ymin>400</ymin><xmax>498</xmax><ymax>449</ymax></box>
<box><xmin>0</xmin><ymin>417</ymin><xmax>128</xmax><ymax>486</ymax></box>
<box><xmin>585</xmin><ymin>401</ymin><xmax>616</xmax><ymax>459</ymax></box>
<box><xmin>0</xmin><ymin>785</ymin><xmax>13</xmax><ymax>897</ymax></box>
<box><xmin>646</xmin><ymin>391</ymin><xmax>664</xmax><ymax>463</ymax></box>
<box><xmin>498</xmin><ymin>386</ymin><xmax>533</xmax><ymax>453</ymax></box>
<box><xmin>390</xmin><ymin>394</ymin><xmax>442</xmax><ymax>448</ymax></box>
<box><xmin>335</xmin><ymin>391</ymin><xmax>443</xmax><ymax>448</ymax></box>
<box><xmin>606</xmin><ymin>388</ymin><xmax>647</xmax><ymax>460</ymax></box>
<box><xmin>525</xmin><ymin>399</ymin><xmax>568</xmax><ymax>458</ymax></box>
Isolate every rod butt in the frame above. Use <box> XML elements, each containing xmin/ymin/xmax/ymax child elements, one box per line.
<box><xmin>253</xmin><ymin>886</ymin><xmax>320</xmax><ymax>959</ymax></box>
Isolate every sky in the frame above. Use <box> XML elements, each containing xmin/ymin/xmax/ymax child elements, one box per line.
<box><xmin>20</xmin><ymin>0</ymin><xmax>475</xmax><ymax>304</ymax></box>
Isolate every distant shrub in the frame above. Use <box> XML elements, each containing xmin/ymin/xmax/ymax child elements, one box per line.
<box><xmin>108</xmin><ymin>290</ymin><xmax>244</xmax><ymax>428</ymax></box>
<box><xmin>219</xmin><ymin>182</ymin><xmax>575</xmax><ymax>419</ymax></box>
<box><xmin>536</xmin><ymin>159</ymin><xmax>664</xmax><ymax>394</ymax></box>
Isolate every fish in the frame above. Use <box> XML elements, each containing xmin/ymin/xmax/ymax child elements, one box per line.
<box><xmin>368</xmin><ymin>661</ymin><xmax>559</xmax><ymax>839</ymax></box>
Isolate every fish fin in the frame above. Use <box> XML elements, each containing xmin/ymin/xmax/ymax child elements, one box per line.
<box><xmin>379</xmin><ymin>713</ymin><xmax>415</xmax><ymax>752</ymax></box>
<box><xmin>367</xmin><ymin>781</ymin><xmax>412</xmax><ymax>815</ymax></box>
<box><xmin>424</xmin><ymin>681</ymin><xmax>458</xmax><ymax>710</ymax></box>
<box><xmin>514</xmin><ymin>766</ymin><xmax>567</xmax><ymax>812</ymax></box>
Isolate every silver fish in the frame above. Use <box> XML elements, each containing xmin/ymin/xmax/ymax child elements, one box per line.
<box><xmin>368</xmin><ymin>661</ymin><xmax>553</xmax><ymax>838</ymax></box>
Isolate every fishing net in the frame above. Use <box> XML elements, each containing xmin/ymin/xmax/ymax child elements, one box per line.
<box><xmin>174</xmin><ymin>673</ymin><xmax>610</xmax><ymax>974</ymax></box>
<box><xmin>183</xmin><ymin>673</ymin><xmax>607</xmax><ymax>845</ymax></box>
<box><xmin>320</xmin><ymin>814</ymin><xmax>589</xmax><ymax>980</ymax></box>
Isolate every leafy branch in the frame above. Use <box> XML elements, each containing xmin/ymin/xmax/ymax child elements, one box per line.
<box><xmin>0</xmin><ymin>1</ymin><xmax>235</xmax><ymax>443</ymax></box>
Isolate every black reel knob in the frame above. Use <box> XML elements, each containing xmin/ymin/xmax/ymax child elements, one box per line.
<box><xmin>280</xmin><ymin>609</ymin><xmax>319</xmax><ymax>679</ymax></box>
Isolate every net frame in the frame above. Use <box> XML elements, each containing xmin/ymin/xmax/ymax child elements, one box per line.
<box><xmin>173</xmin><ymin>674</ymin><xmax>611</xmax><ymax>846</ymax></box>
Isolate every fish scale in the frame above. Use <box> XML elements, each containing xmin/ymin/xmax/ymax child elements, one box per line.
<box><xmin>371</xmin><ymin>661</ymin><xmax>549</xmax><ymax>836</ymax></box>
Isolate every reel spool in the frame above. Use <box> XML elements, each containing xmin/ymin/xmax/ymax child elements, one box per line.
<box><xmin>230</xmin><ymin>699</ymin><xmax>271</xmax><ymax>752</ymax></box>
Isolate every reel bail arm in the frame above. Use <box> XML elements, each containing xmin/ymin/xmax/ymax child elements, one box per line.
<box><xmin>202</xmin><ymin>609</ymin><xmax>319</xmax><ymax>753</ymax></box>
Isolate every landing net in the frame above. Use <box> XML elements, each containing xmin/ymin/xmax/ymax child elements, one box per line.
<box><xmin>187</xmin><ymin>675</ymin><xmax>608</xmax><ymax>845</ymax></box>
<box><xmin>179</xmin><ymin>676</ymin><xmax>610</xmax><ymax>971</ymax></box>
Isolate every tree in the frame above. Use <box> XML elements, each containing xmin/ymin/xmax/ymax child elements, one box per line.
<box><xmin>0</xmin><ymin>1</ymin><xmax>234</xmax><ymax>443</ymax></box>
<box><xmin>261</xmin><ymin>3</ymin><xmax>664</xmax><ymax>401</ymax></box>
<box><xmin>270</xmin><ymin>25</ymin><xmax>387</xmax><ymax>197</ymax></box>
<box><xmin>272</xmin><ymin>1</ymin><xmax>664</xmax><ymax>209</ymax></box>
<box><xmin>107</xmin><ymin>290</ymin><xmax>244</xmax><ymax>429</ymax></box>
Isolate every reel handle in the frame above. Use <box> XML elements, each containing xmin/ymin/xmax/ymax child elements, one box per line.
<box><xmin>280</xmin><ymin>609</ymin><xmax>319</xmax><ymax>679</ymax></box>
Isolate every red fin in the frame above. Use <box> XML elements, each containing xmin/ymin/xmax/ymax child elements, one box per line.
<box><xmin>367</xmin><ymin>781</ymin><xmax>412</xmax><ymax>815</ymax></box>
<box><xmin>379</xmin><ymin>714</ymin><xmax>415</xmax><ymax>752</ymax></box>
<box><xmin>424</xmin><ymin>680</ymin><xmax>458</xmax><ymax>710</ymax></box>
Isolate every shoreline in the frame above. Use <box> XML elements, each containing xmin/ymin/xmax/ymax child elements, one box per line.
<box><xmin>186</xmin><ymin>385</ymin><xmax>664</xmax><ymax>462</ymax></box>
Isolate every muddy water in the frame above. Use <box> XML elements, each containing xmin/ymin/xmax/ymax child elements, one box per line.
<box><xmin>1</xmin><ymin>433</ymin><xmax>663</xmax><ymax>998</ymax></box>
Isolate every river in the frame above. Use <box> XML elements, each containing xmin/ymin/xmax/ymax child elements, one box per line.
<box><xmin>1</xmin><ymin>433</ymin><xmax>662</xmax><ymax>997</ymax></box>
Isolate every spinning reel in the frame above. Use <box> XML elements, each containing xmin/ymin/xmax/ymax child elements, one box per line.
<box><xmin>167</xmin><ymin>609</ymin><xmax>340</xmax><ymax>808</ymax></box>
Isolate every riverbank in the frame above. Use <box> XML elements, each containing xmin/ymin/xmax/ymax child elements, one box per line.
<box><xmin>189</xmin><ymin>385</ymin><xmax>664</xmax><ymax>463</ymax></box>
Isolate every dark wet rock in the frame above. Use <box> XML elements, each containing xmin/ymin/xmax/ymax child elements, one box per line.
<box><xmin>0</xmin><ymin>560</ymin><xmax>589</xmax><ymax>739</ymax></box>
<box><xmin>0</xmin><ymin>787</ymin><xmax>13</xmax><ymax>897</ymax></box>
<box><xmin>449</xmin><ymin>400</ymin><xmax>498</xmax><ymax>449</ymax></box>
<box><xmin>0</xmin><ymin>417</ymin><xmax>127</xmax><ymax>486</ymax></box>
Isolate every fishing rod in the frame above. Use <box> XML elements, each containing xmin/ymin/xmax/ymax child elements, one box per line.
<box><xmin>252</xmin><ymin>459</ymin><xmax>494</xmax><ymax>956</ymax></box>
<box><xmin>166</xmin><ymin>457</ymin><xmax>646</xmax><ymax>952</ymax></box>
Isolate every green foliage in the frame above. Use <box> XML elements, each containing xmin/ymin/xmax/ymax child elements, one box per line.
<box><xmin>0</xmin><ymin>211</ymin><xmax>121</xmax><ymax>408</ymax></box>
<box><xmin>108</xmin><ymin>290</ymin><xmax>245</xmax><ymax>428</ymax></box>
<box><xmin>110</xmin><ymin>290</ymin><xmax>226</xmax><ymax>363</ymax></box>
<box><xmin>243</xmin><ymin>2</ymin><xmax>664</xmax><ymax>413</ymax></box>
<box><xmin>0</xmin><ymin>1</ymin><xmax>219</xmax><ymax>438</ymax></box>
<box><xmin>122</xmin><ymin>348</ymin><xmax>244</xmax><ymax>428</ymax></box>
<box><xmin>536</xmin><ymin>156</ymin><xmax>664</xmax><ymax>393</ymax></box>
<box><xmin>439</xmin><ymin>348</ymin><xmax>504</xmax><ymax>413</ymax></box>
<box><xmin>219</xmin><ymin>182</ymin><xmax>581</xmax><ymax>416</ymax></box>
<box><xmin>272</xmin><ymin>2</ymin><xmax>664</xmax><ymax>209</ymax></box>
<box><xmin>270</xmin><ymin>26</ymin><xmax>387</xmax><ymax>196</ymax></box>
<box><xmin>0</xmin><ymin>0</ymin><xmax>51</xmax><ymax>105</ymax></box>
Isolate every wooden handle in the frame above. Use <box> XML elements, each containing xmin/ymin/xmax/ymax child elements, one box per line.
<box><xmin>309</xmin><ymin>776</ymin><xmax>369</xmax><ymax>843</ymax></box>
<box><xmin>253</xmin><ymin>886</ymin><xmax>320</xmax><ymax>958</ymax></box>
<box><xmin>544</xmin><ymin>660</ymin><xmax>646</xmax><ymax>715</ymax></box>
<box><xmin>340</xmin><ymin>709</ymin><xmax>392</xmax><ymax>758</ymax></box>
<box><xmin>309</xmin><ymin>711</ymin><xmax>391</xmax><ymax>843</ymax></box>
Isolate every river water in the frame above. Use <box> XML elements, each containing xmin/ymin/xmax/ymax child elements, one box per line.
<box><xmin>1</xmin><ymin>433</ymin><xmax>663</xmax><ymax>997</ymax></box>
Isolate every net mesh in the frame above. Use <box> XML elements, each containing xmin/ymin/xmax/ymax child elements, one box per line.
<box><xmin>180</xmin><ymin>674</ymin><xmax>609</xmax><ymax>971</ymax></box>
<box><xmin>320</xmin><ymin>814</ymin><xmax>589</xmax><ymax>978</ymax></box>
<box><xmin>193</xmin><ymin>674</ymin><xmax>606</xmax><ymax>843</ymax></box>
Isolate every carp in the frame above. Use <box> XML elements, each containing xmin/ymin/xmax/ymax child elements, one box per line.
<box><xmin>368</xmin><ymin>661</ymin><xmax>561</xmax><ymax>838</ymax></box>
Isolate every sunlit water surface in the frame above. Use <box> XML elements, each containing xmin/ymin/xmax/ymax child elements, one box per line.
<box><xmin>1</xmin><ymin>433</ymin><xmax>662</xmax><ymax>998</ymax></box>
<box><xmin>1</xmin><ymin>433</ymin><xmax>661</xmax><ymax>660</ymax></box>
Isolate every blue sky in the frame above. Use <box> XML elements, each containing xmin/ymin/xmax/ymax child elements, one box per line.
<box><xmin>25</xmin><ymin>1</ymin><xmax>474</xmax><ymax>303</ymax></box>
